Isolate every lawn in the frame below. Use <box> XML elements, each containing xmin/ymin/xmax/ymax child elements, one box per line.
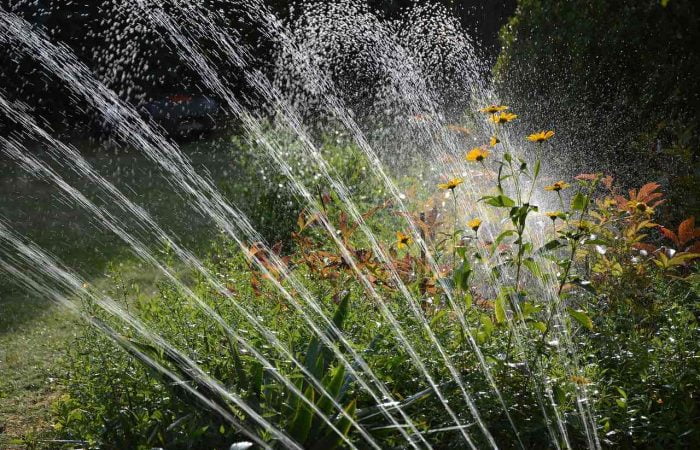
<box><xmin>0</xmin><ymin>134</ymin><xmax>243</xmax><ymax>447</ymax></box>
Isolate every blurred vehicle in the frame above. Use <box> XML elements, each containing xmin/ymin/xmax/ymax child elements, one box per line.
<box><xmin>139</xmin><ymin>94</ymin><xmax>221</xmax><ymax>137</ymax></box>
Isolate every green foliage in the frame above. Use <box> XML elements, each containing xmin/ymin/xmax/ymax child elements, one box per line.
<box><xmin>51</xmin><ymin>126</ymin><xmax>699</xmax><ymax>448</ymax></box>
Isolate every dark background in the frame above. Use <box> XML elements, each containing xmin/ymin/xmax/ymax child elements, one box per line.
<box><xmin>0</xmin><ymin>0</ymin><xmax>515</xmax><ymax>135</ymax></box>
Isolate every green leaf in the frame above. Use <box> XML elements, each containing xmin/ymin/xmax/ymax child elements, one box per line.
<box><xmin>533</xmin><ymin>159</ymin><xmax>541</xmax><ymax>178</ymax></box>
<box><xmin>305</xmin><ymin>292</ymin><xmax>350</xmax><ymax>378</ymax></box>
<box><xmin>480</xmin><ymin>314</ymin><xmax>494</xmax><ymax>336</ymax></box>
<box><xmin>464</xmin><ymin>292</ymin><xmax>473</xmax><ymax>309</ymax></box>
<box><xmin>554</xmin><ymin>384</ymin><xmax>567</xmax><ymax>405</ymax></box>
<box><xmin>483</xmin><ymin>194</ymin><xmax>516</xmax><ymax>208</ymax></box>
<box><xmin>289</xmin><ymin>385</ymin><xmax>315</xmax><ymax>443</ymax></box>
<box><xmin>571</xmin><ymin>192</ymin><xmax>589</xmax><ymax>211</ymax></box>
<box><xmin>453</xmin><ymin>260</ymin><xmax>472</xmax><ymax>291</ymax></box>
<box><xmin>494</xmin><ymin>229</ymin><xmax>517</xmax><ymax>248</ymax></box>
<box><xmin>520</xmin><ymin>301</ymin><xmax>540</xmax><ymax>318</ymax></box>
<box><xmin>522</xmin><ymin>257</ymin><xmax>542</xmax><ymax>279</ymax></box>
<box><xmin>530</xmin><ymin>321</ymin><xmax>547</xmax><ymax>333</ymax></box>
<box><xmin>317</xmin><ymin>365</ymin><xmax>346</xmax><ymax>416</ymax></box>
<box><xmin>567</xmin><ymin>307</ymin><xmax>593</xmax><ymax>331</ymax></box>
<box><xmin>495</xmin><ymin>294</ymin><xmax>507</xmax><ymax>324</ymax></box>
<box><xmin>537</xmin><ymin>239</ymin><xmax>565</xmax><ymax>254</ymax></box>
<box><xmin>332</xmin><ymin>291</ymin><xmax>351</xmax><ymax>329</ymax></box>
<box><xmin>430</xmin><ymin>309</ymin><xmax>447</xmax><ymax>328</ymax></box>
<box><xmin>616</xmin><ymin>387</ymin><xmax>628</xmax><ymax>399</ymax></box>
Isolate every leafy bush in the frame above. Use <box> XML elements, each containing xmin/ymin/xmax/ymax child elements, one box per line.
<box><xmin>54</xmin><ymin>110</ymin><xmax>699</xmax><ymax>448</ymax></box>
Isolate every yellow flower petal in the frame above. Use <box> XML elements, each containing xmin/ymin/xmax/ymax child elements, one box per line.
<box><xmin>438</xmin><ymin>178</ymin><xmax>464</xmax><ymax>190</ymax></box>
<box><xmin>465</xmin><ymin>147</ymin><xmax>490</xmax><ymax>162</ymax></box>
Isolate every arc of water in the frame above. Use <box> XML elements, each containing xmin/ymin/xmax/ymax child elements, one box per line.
<box><xmin>0</xmin><ymin>93</ymin><xmax>423</xmax><ymax>449</ymax></box>
<box><xmin>0</xmin><ymin>9</ymin><xmax>419</xmax><ymax>445</ymax></box>
<box><xmin>137</xmin><ymin>2</ymin><xmax>482</xmax><ymax>446</ymax></box>
<box><xmin>0</xmin><ymin>114</ymin><xmax>378</xmax><ymax>448</ymax></box>
<box><xmin>227</xmin><ymin>3</ymin><xmax>528</xmax><ymax>446</ymax></box>
<box><xmin>0</xmin><ymin>223</ymin><xmax>292</xmax><ymax>450</ymax></box>
<box><xmin>0</xmin><ymin>13</ymin><xmax>410</xmax><ymax>442</ymax></box>
<box><xmin>317</xmin><ymin>9</ymin><xmax>596</xmax><ymax>446</ymax></box>
<box><xmin>0</xmin><ymin>134</ymin><xmax>371</xmax><ymax>449</ymax></box>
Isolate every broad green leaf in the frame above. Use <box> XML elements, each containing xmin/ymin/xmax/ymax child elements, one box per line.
<box><xmin>289</xmin><ymin>385</ymin><xmax>315</xmax><ymax>443</ymax></box>
<box><xmin>537</xmin><ymin>239</ymin><xmax>565</xmax><ymax>254</ymax></box>
<box><xmin>530</xmin><ymin>321</ymin><xmax>547</xmax><ymax>333</ymax></box>
<box><xmin>317</xmin><ymin>365</ymin><xmax>346</xmax><ymax>416</ymax></box>
<box><xmin>494</xmin><ymin>229</ymin><xmax>517</xmax><ymax>248</ymax></box>
<box><xmin>453</xmin><ymin>260</ymin><xmax>472</xmax><ymax>291</ymax></box>
<box><xmin>481</xmin><ymin>194</ymin><xmax>516</xmax><ymax>208</ymax></box>
<box><xmin>522</xmin><ymin>257</ymin><xmax>542</xmax><ymax>279</ymax></box>
<box><xmin>571</xmin><ymin>192</ymin><xmax>589</xmax><ymax>211</ymax></box>
<box><xmin>464</xmin><ymin>292</ymin><xmax>473</xmax><ymax>309</ymax></box>
<box><xmin>305</xmin><ymin>292</ymin><xmax>350</xmax><ymax>378</ymax></box>
<box><xmin>480</xmin><ymin>314</ymin><xmax>494</xmax><ymax>335</ymax></box>
<box><xmin>495</xmin><ymin>294</ymin><xmax>507</xmax><ymax>324</ymax></box>
<box><xmin>567</xmin><ymin>307</ymin><xmax>593</xmax><ymax>331</ymax></box>
<box><xmin>520</xmin><ymin>301</ymin><xmax>540</xmax><ymax>318</ymax></box>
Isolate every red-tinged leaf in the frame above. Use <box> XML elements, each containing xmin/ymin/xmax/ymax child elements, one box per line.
<box><xmin>602</xmin><ymin>175</ymin><xmax>614</xmax><ymax>190</ymax></box>
<box><xmin>659</xmin><ymin>226</ymin><xmax>679</xmax><ymax>246</ymax></box>
<box><xmin>637</xmin><ymin>182</ymin><xmax>661</xmax><ymax>200</ymax></box>
<box><xmin>644</xmin><ymin>192</ymin><xmax>664</xmax><ymax>204</ymax></box>
<box><xmin>678</xmin><ymin>217</ymin><xmax>696</xmax><ymax>246</ymax></box>
<box><xmin>632</xmin><ymin>242</ymin><xmax>657</xmax><ymax>253</ymax></box>
<box><xmin>250</xmin><ymin>275</ymin><xmax>262</xmax><ymax>295</ymax></box>
<box><xmin>321</xmin><ymin>191</ymin><xmax>332</xmax><ymax>205</ymax></box>
<box><xmin>575</xmin><ymin>173</ymin><xmax>598</xmax><ymax>181</ymax></box>
<box><xmin>271</xmin><ymin>241</ymin><xmax>283</xmax><ymax>255</ymax></box>
<box><xmin>615</xmin><ymin>195</ymin><xmax>628</xmax><ymax>211</ymax></box>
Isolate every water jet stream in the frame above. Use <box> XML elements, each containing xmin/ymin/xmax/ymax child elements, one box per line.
<box><xmin>0</xmin><ymin>12</ymin><xmax>412</xmax><ymax>447</ymax></box>
<box><xmin>137</xmin><ymin>2</ymin><xmax>491</xmax><ymax>446</ymax></box>
<box><xmin>0</xmin><ymin>92</ymin><xmax>420</xmax><ymax>448</ymax></box>
<box><xmin>0</xmin><ymin>222</ymin><xmax>289</xmax><ymax>449</ymax></box>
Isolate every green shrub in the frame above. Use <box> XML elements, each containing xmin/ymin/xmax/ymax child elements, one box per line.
<box><xmin>53</xmin><ymin>119</ymin><xmax>699</xmax><ymax>448</ymax></box>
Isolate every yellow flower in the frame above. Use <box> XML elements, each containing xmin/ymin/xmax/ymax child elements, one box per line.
<box><xmin>490</xmin><ymin>112</ymin><xmax>518</xmax><ymax>124</ymax></box>
<box><xmin>438</xmin><ymin>178</ymin><xmax>464</xmax><ymax>190</ymax></box>
<box><xmin>629</xmin><ymin>200</ymin><xmax>654</xmax><ymax>216</ymax></box>
<box><xmin>465</xmin><ymin>147</ymin><xmax>490</xmax><ymax>162</ymax></box>
<box><xmin>526</xmin><ymin>130</ymin><xmax>555</xmax><ymax>143</ymax></box>
<box><xmin>544</xmin><ymin>181</ymin><xmax>570</xmax><ymax>192</ymax></box>
<box><xmin>467</xmin><ymin>218</ymin><xmax>482</xmax><ymax>231</ymax></box>
<box><xmin>489</xmin><ymin>136</ymin><xmax>500</xmax><ymax>147</ymax></box>
<box><xmin>544</xmin><ymin>211</ymin><xmax>562</xmax><ymax>221</ymax></box>
<box><xmin>396</xmin><ymin>231</ymin><xmax>412</xmax><ymax>249</ymax></box>
<box><xmin>479</xmin><ymin>105</ymin><xmax>509</xmax><ymax>114</ymax></box>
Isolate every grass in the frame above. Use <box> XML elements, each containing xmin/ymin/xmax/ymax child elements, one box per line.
<box><xmin>0</xmin><ymin>134</ymin><xmax>251</xmax><ymax>446</ymax></box>
<box><xmin>0</xmin><ymin>286</ymin><xmax>74</xmax><ymax>447</ymax></box>
<box><xmin>0</xmin><ymin>259</ymin><xmax>190</xmax><ymax>448</ymax></box>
